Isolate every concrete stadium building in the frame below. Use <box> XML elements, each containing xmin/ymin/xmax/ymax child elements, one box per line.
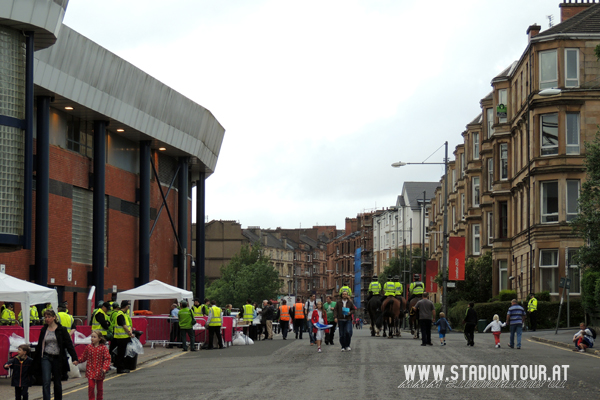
<box><xmin>0</xmin><ymin>1</ymin><xmax>225</xmax><ymax>314</ymax></box>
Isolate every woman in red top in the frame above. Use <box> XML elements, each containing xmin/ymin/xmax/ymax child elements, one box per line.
<box><xmin>79</xmin><ymin>331</ymin><xmax>112</xmax><ymax>400</ymax></box>
<box><xmin>311</xmin><ymin>300</ymin><xmax>329</xmax><ymax>353</ymax></box>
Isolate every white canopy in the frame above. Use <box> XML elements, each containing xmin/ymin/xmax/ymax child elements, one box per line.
<box><xmin>0</xmin><ymin>272</ymin><xmax>58</xmax><ymax>343</ymax></box>
<box><xmin>116</xmin><ymin>280</ymin><xmax>193</xmax><ymax>314</ymax></box>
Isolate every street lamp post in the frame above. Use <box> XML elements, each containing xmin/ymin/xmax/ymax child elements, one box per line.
<box><xmin>392</xmin><ymin>141</ymin><xmax>449</xmax><ymax>315</ymax></box>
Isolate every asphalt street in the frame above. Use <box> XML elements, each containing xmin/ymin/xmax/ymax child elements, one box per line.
<box><xmin>49</xmin><ymin>328</ymin><xmax>600</xmax><ymax>399</ymax></box>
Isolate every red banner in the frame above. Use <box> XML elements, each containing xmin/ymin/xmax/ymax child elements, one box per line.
<box><xmin>426</xmin><ymin>260</ymin><xmax>438</xmax><ymax>293</ymax></box>
<box><xmin>448</xmin><ymin>236</ymin><xmax>465</xmax><ymax>281</ymax></box>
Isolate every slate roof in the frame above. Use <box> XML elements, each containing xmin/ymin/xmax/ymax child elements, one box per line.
<box><xmin>403</xmin><ymin>182</ymin><xmax>441</xmax><ymax>211</ymax></box>
<box><xmin>535</xmin><ymin>3</ymin><xmax>600</xmax><ymax>38</ymax></box>
<box><xmin>469</xmin><ymin>113</ymin><xmax>483</xmax><ymax>126</ymax></box>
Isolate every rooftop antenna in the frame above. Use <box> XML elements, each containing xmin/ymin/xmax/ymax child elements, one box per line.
<box><xmin>547</xmin><ymin>14</ymin><xmax>554</xmax><ymax>28</ymax></box>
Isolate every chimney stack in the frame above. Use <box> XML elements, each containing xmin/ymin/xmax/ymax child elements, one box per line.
<box><xmin>560</xmin><ymin>0</ymin><xmax>599</xmax><ymax>23</ymax></box>
<box><xmin>527</xmin><ymin>24</ymin><xmax>541</xmax><ymax>41</ymax></box>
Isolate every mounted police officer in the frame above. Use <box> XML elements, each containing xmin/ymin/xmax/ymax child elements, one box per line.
<box><xmin>384</xmin><ymin>275</ymin><xmax>396</xmax><ymax>298</ymax></box>
<box><xmin>408</xmin><ymin>275</ymin><xmax>425</xmax><ymax>303</ymax></box>
<box><xmin>367</xmin><ymin>274</ymin><xmax>382</xmax><ymax>302</ymax></box>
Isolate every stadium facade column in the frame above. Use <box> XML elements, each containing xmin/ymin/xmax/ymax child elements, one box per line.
<box><xmin>177</xmin><ymin>158</ymin><xmax>188</xmax><ymax>289</ymax></box>
<box><xmin>34</xmin><ymin>96</ymin><xmax>52</xmax><ymax>286</ymax></box>
<box><xmin>93</xmin><ymin>120</ymin><xmax>108</xmax><ymax>301</ymax></box>
<box><xmin>195</xmin><ymin>173</ymin><xmax>206</xmax><ymax>300</ymax></box>
<box><xmin>139</xmin><ymin>141</ymin><xmax>151</xmax><ymax>311</ymax></box>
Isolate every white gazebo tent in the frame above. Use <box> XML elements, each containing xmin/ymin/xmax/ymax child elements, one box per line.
<box><xmin>116</xmin><ymin>280</ymin><xmax>193</xmax><ymax>316</ymax></box>
<box><xmin>0</xmin><ymin>272</ymin><xmax>58</xmax><ymax>343</ymax></box>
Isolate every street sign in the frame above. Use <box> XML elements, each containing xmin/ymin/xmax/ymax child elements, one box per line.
<box><xmin>447</xmin><ymin>282</ymin><xmax>456</xmax><ymax>288</ymax></box>
<box><xmin>565</xmin><ymin>278</ymin><xmax>571</xmax><ymax>290</ymax></box>
<box><xmin>559</xmin><ymin>277</ymin><xmax>565</xmax><ymax>288</ymax></box>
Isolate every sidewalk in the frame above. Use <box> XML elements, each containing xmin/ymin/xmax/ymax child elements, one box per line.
<box><xmin>0</xmin><ymin>344</ymin><xmax>177</xmax><ymax>400</ymax></box>
<box><xmin>531</xmin><ymin>328</ymin><xmax>599</xmax><ymax>355</ymax></box>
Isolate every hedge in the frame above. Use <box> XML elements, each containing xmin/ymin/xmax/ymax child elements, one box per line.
<box><xmin>447</xmin><ymin>300</ymin><xmax>585</xmax><ymax>331</ymax></box>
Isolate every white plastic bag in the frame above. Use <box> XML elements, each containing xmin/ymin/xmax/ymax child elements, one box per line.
<box><xmin>9</xmin><ymin>333</ymin><xmax>25</xmax><ymax>350</ymax></box>
<box><xmin>193</xmin><ymin>323</ymin><xmax>204</xmax><ymax>330</ymax></box>
<box><xmin>232</xmin><ymin>332</ymin><xmax>253</xmax><ymax>346</ymax></box>
<box><xmin>125</xmin><ymin>337</ymin><xmax>144</xmax><ymax>358</ymax></box>
<box><xmin>74</xmin><ymin>330</ymin><xmax>91</xmax><ymax>344</ymax></box>
<box><xmin>67</xmin><ymin>355</ymin><xmax>81</xmax><ymax>378</ymax></box>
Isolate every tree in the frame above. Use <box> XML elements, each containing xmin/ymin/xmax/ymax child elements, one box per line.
<box><xmin>571</xmin><ymin>132</ymin><xmax>600</xmax><ymax>272</ymax></box>
<box><xmin>205</xmin><ymin>243</ymin><xmax>282</xmax><ymax>307</ymax></box>
<box><xmin>379</xmin><ymin>248</ymin><xmax>427</xmax><ymax>285</ymax></box>
<box><xmin>436</xmin><ymin>251</ymin><xmax>493</xmax><ymax>305</ymax></box>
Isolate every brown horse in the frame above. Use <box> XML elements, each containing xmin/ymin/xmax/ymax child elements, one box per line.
<box><xmin>408</xmin><ymin>296</ymin><xmax>422</xmax><ymax>339</ymax></box>
<box><xmin>381</xmin><ymin>296</ymin><xmax>403</xmax><ymax>338</ymax></box>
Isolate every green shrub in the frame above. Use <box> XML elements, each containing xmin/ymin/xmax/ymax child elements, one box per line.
<box><xmin>496</xmin><ymin>290</ymin><xmax>517</xmax><ymax>301</ymax></box>
<box><xmin>448</xmin><ymin>300</ymin><xmax>584</xmax><ymax>331</ymax></box>
<box><xmin>534</xmin><ymin>291</ymin><xmax>551</xmax><ymax>301</ymax></box>
<box><xmin>582</xmin><ymin>270</ymin><xmax>600</xmax><ymax>313</ymax></box>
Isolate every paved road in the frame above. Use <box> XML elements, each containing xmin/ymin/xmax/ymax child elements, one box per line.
<box><xmin>55</xmin><ymin>328</ymin><xmax>599</xmax><ymax>399</ymax></box>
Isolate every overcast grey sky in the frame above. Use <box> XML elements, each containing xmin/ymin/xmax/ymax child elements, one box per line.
<box><xmin>63</xmin><ymin>0</ymin><xmax>559</xmax><ymax>230</ymax></box>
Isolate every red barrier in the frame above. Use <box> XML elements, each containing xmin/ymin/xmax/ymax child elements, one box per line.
<box><xmin>0</xmin><ymin>334</ymin><xmax>9</xmax><ymax>377</ymax></box>
<box><xmin>132</xmin><ymin>317</ymin><xmax>148</xmax><ymax>345</ymax></box>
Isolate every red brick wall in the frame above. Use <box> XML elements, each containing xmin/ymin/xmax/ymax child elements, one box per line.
<box><xmin>0</xmin><ymin>144</ymin><xmax>190</xmax><ymax>317</ymax></box>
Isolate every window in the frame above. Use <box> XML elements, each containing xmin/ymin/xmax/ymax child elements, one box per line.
<box><xmin>567</xmin><ymin>249</ymin><xmax>581</xmax><ymax>294</ymax></box>
<box><xmin>500</xmin><ymin>144</ymin><xmax>508</xmax><ymax>180</ymax></box>
<box><xmin>541</xmin><ymin>181</ymin><xmax>559</xmax><ymax>223</ymax></box>
<box><xmin>461</xmin><ymin>194</ymin><xmax>465</xmax><ymax>219</ymax></box>
<box><xmin>461</xmin><ymin>153</ymin><xmax>465</xmax><ymax>178</ymax></box>
<box><xmin>499</xmin><ymin>202</ymin><xmax>508</xmax><ymax>238</ymax></box>
<box><xmin>452</xmin><ymin>169</ymin><xmax>456</xmax><ymax>188</ymax></box>
<box><xmin>488</xmin><ymin>158</ymin><xmax>494</xmax><ymax>190</ymax></box>
<box><xmin>335</xmin><ymin>263</ymin><xmax>338</xmax><ymax>274</ymax></box>
<box><xmin>566</xmin><ymin>180</ymin><xmax>580</xmax><ymax>222</ymax></box>
<box><xmin>498</xmin><ymin>89</ymin><xmax>508</xmax><ymax>123</ymax></box>
<box><xmin>540</xmin><ymin>249</ymin><xmax>559</xmax><ymax>294</ymax></box>
<box><xmin>487</xmin><ymin>108</ymin><xmax>494</xmax><ymax>138</ymax></box>
<box><xmin>499</xmin><ymin>260</ymin><xmax>508</xmax><ymax>291</ymax></box>
<box><xmin>473</xmin><ymin>132</ymin><xmax>479</xmax><ymax>160</ymax></box>
<box><xmin>72</xmin><ymin>188</ymin><xmax>107</xmax><ymax>265</ymax></box>
<box><xmin>67</xmin><ymin>117</ymin><xmax>93</xmax><ymax>158</ymax></box>
<box><xmin>487</xmin><ymin>212</ymin><xmax>493</xmax><ymax>246</ymax></box>
<box><xmin>472</xmin><ymin>224</ymin><xmax>480</xmax><ymax>255</ymax></box>
<box><xmin>452</xmin><ymin>206</ymin><xmax>456</xmax><ymax>227</ymax></box>
<box><xmin>565</xmin><ymin>49</ymin><xmax>579</xmax><ymax>88</ymax></box>
<box><xmin>566</xmin><ymin>113</ymin><xmax>580</xmax><ymax>154</ymax></box>
<box><xmin>539</xmin><ymin>50</ymin><xmax>557</xmax><ymax>90</ymax></box>
<box><xmin>472</xmin><ymin>177</ymin><xmax>480</xmax><ymax>207</ymax></box>
<box><xmin>540</xmin><ymin>113</ymin><xmax>558</xmax><ymax>156</ymax></box>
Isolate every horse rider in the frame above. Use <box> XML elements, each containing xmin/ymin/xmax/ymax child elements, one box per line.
<box><xmin>408</xmin><ymin>277</ymin><xmax>425</xmax><ymax>304</ymax></box>
<box><xmin>394</xmin><ymin>276</ymin><xmax>403</xmax><ymax>299</ymax></box>
<box><xmin>367</xmin><ymin>275</ymin><xmax>382</xmax><ymax>302</ymax></box>
<box><xmin>384</xmin><ymin>276</ymin><xmax>396</xmax><ymax>298</ymax></box>
<box><xmin>339</xmin><ymin>282</ymin><xmax>353</xmax><ymax>298</ymax></box>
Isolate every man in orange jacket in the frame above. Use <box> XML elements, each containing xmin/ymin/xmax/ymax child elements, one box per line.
<box><xmin>278</xmin><ymin>299</ymin><xmax>291</xmax><ymax>340</ymax></box>
<box><xmin>293</xmin><ymin>297</ymin><xmax>304</xmax><ymax>339</ymax></box>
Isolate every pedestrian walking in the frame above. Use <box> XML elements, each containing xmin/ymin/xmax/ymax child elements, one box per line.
<box><xmin>293</xmin><ymin>298</ymin><xmax>305</xmax><ymax>339</ymax></box>
<box><xmin>506</xmin><ymin>299</ymin><xmax>526</xmax><ymax>349</ymax></box>
<box><xmin>415</xmin><ymin>292</ymin><xmax>436</xmax><ymax>346</ymax></box>
<box><xmin>3</xmin><ymin>344</ymin><xmax>33</xmax><ymax>400</ymax></box>
<box><xmin>33</xmin><ymin>309</ymin><xmax>79</xmax><ymax>400</ymax></box>
<box><xmin>483</xmin><ymin>314</ymin><xmax>506</xmax><ymax>348</ymax></box>
<box><xmin>304</xmin><ymin>294</ymin><xmax>317</xmax><ymax>345</ymax></box>
<box><xmin>527</xmin><ymin>293</ymin><xmax>538</xmax><ymax>332</ymax></box>
<box><xmin>463</xmin><ymin>302</ymin><xmax>478</xmax><ymax>346</ymax></box>
<box><xmin>78</xmin><ymin>331</ymin><xmax>111</xmax><ymax>400</ymax></box>
<box><xmin>277</xmin><ymin>300</ymin><xmax>291</xmax><ymax>340</ymax></box>
<box><xmin>323</xmin><ymin>296</ymin><xmax>336</xmax><ymax>345</ymax></box>
<box><xmin>434</xmin><ymin>312</ymin><xmax>452</xmax><ymax>345</ymax></box>
<box><xmin>311</xmin><ymin>300</ymin><xmax>329</xmax><ymax>353</ymax></box>
<box><xmin>334</xmin><ymin>290</ymin><xmax>355</xmax><ymax>351</ymax></box>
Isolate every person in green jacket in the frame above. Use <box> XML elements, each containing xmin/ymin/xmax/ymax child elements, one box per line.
<box><xmin>323</xmin><ymin>295</ymin><xmax>337</xmax><ymax>345</ymax></box>
<box><xmin>178</xmin><ymin>301</ymin><xmax>196</xmax><ymax>352</ymax></box>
